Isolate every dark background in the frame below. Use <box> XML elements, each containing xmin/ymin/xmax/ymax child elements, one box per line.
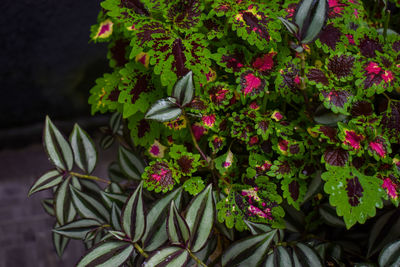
<box><xmin>0</xmin><ymin>0</ymin><xmax>110</xmax><ymax>148</ymax></box>
<box><xmin>0</xmin><ymin>1</ymin><xmax>113</xmax><ymax>266</ymax></box>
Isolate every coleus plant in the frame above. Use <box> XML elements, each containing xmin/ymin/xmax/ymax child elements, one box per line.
<box><xmin>28</xmin><ymin>0</ymin><xmax>400</xmax><ymax>266</ymax></box>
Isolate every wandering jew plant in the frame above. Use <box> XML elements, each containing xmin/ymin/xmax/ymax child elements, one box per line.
<box><xmin>29</xmin><ymin>0</ymin><xmax>400</xmax><ymax>266</ymax></box>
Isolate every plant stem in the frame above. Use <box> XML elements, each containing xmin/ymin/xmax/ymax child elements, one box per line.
<box><xmin>184</xmin><ymin>113</ymin><xmax>209</xmax><ymax>163</ymax></box>
<box><xmin>134</xmin><ymin>243</ymin><xmax>149</xmax><ymax>258</ymax></box>
<box><xmin>69</xmin><ymin>172</ymin><xmax>111</xmax><ymax>184</ymax></box>
<box><xmin>187</xmin><ymin>248</ymin><xmax>208</xmax><ymax>267</ymax></box>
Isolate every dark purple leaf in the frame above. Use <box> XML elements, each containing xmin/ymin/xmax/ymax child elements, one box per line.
<box><xmin>137</xmin><ymin>119</ymin><xmax>150</xmax><ymax>138</ymax></box>
<box><xmin>322</xmin><ymin>89</ymin><xmax>351</xmax><ymax>108</ymax></box>
<box><xmin>393</xmin><ymin>41</ymin><xmax>400</xmax><ymax>52</ymax></box>
<box><xmin>171</xmin><ymin>38</ymin><xmax>190</xmax><ymax>77</ymax></box>
<box><xmin>351</xmin><ymin>101</ymin><xmax>373</xmax><ymax>116</ymax></box>
<box><xmin>177</xmin><ymin>156</ymin><xmax>194</xmax><ymax>174</ymax></box>
<box><xmin>324</xmin><ymin>147</ymin><xmax>349</xmax><ymax>166</ymax></box>
<box><xmin>328</xmin><ymin>55</ymin><xmax>355</xmax><ymax>78</ymax></box>
<box><xmin>359</xmin><ymin>36</ymin><xmax>383</xmax><ymax>58</ymax></box>
<box><xmin>129</xmin><ymin>74</ymin><xmax>154</xmax><ymax>104</ymax></box>
<box><xmin>110</xmin><ymin>39</ymin><xmax>130</xmax><ymax>67</ymax></box>
<box><xmin>221</xmin><ymin>54</ymin><xmax>245</xmax><ymax>73</ymax></box>
<box><xmin>382</xmin><ymin>101</ymin><xmax>400</xmax><ymax>140</ymax></box>
<box><xmin>363</xmin><ymin>72</ymin><xmax>383</xmax><ymax>89</ymax></box>
<box><xmin>281</xmin><ymin>63</ymin><xmax>301</xmax><ymax>92</ymax></box>
<box><xmin>289</xmin><ymin>180</ymin><xmax>300</xmax><ymax>201</ymax></box>
<box><xmin>120</xmin><ymin>0</ymin><xmax>149</xmax><ymax>16</ymax></box>
<box><xmin>319</xmin><ymin>24</ymin><xmax>342</xmax><ymax>50</ymax></box>
<box><xmin>167</xmin><ymin>0</ymin><xmax>202</xmax><ymax>31</ymax></box>
<box><xmin>346</xmin><ymin>176</ymin><xmax>363</xmax><ymax>206</ymax></box>
<box><xmin>307</xmin><ymin>68</ymin><xmax>329</xmax><ymax>85</ymax></box>
<box><xmin>318</xmin><ymin>126</ymin><xmax>338</xmax><ymax>142</ymax></box>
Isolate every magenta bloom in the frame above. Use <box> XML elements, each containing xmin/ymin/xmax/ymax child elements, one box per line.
<box><xmin>202</xmin><ymin>114</ymin><xmax>216</xmax><ymax>127</ymax></box>
<box><xmin>382</xmin><ymin>178</ymin><xmax>398</xmax><ymax>199</ymax></box>
<box><xmin>243</xmin><ymin>73</ymin><xmax>261</xmax><ymax>96</ymax></box>
<box><xmin>344</xmin><ymin>130</ymin><xmax>364</xmax><ymax>150</ymax></box>
<box><xmin>192</xmin><ymin>123</ymin><xmax>207</xmax><ymax>141</ymax></box>
<box><xmin>369</xmin><ymin>140</ymin><xmax>386</xmax><ymax>158</ymax></box>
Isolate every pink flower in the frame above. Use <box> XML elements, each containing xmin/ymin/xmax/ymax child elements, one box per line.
<box><xmin>294</xmin><ymin>75</ymin><xmax>301</xmax><ymax>85</ymax></box>
<box><xmin>191</xmin><ymin>123</ymin><xmax>207</xmax><ymax>141</ymax></box>
<box><xmin>354</xmin><ymin>9</ymin><xmax>359</xmax><ymax>18</ymax></box>
<box><xmin>249</xmin><ymin>136</ymin><xmax>259</xmax><ymax>145</ymax></box>
<box><xmin>249</xmin><ymin>101</ymin><xmax>259</xmax><ymax>110</ymax></box>
<box><xmin>278</xmin><ymin>139</ymin><xmax>289</xmax><ymax>153</ymax></box>
<box><xmin>346</xmin><ymin>34</ymin><xmax>355</xmax><ymax>45</ymax></box>
<box><xmin>94</xmin><ymin>20</ymin><xmax>113</xmax><ymax>39</ymax></box>
<box><xmin>382</xmin><ymin>178</ymin><xmax>398</xmax><ymax>199</ymax></box>
<box><xmin>148</xmin><ymin>140</ymin><xmax>166</xmax><ymax>158</ymax></box>
<box><xmin>366</xmin><ymin>62</ymin><xmax>382</xmax><ymax>75</ymax></box>
<box><xmin>369</xmin><ymin>141</ymin><xmax>386</xmax><ymax>158</ymax></box>
<box><xmin>202</xmin><ymin>114</ymin><xmax>216</xmax><ymax>127</ymax></box>
<box><xmin>248</xmin><ymin>205</ymin><xmax>273</xmax><ymax>220</ymax></box>
<box><xmin>382</xmin><ymin>70</ymin><xmax>394</xmax><ymax>83</ymax></box>
<box><xmin>252</xmin><ymin>52</ymin><xmax>276</xmax><ymax>72</ymax></box>
<box><xmin>243</xmin><ymin>73</ymin><xmax>261</xmax><ymax>96</ymax></box>
<box><xmin>271</xmin><ymin>111</ymin><xmax>283</xmax><ymax>121</ymax></box>
<box><xmin>222</xmin><ymin>150</ymin><xmax>234</xmax><ymax>168</ymax></box>
<box><xmin>344</xmin><ymin>130</ymin><xmax>364</xmax><ymax>150</ymax></box>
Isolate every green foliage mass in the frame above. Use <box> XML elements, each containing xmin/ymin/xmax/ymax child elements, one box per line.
<box><xmin>28</xmin><ymin>0</ymin><xmax>400</xmax><ymax>266</ymax></box>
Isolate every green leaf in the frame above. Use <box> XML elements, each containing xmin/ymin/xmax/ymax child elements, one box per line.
<box><xmin>118</xmin><ymin>146</ymin><xmax>145</xmax><ymax>180</ymax></box>
<box><xmin>295</xmin><ymin>0</ymin><xmax>314</xmax><ymax>32</ymax></box>
<box><xmin>185</xmin><ymin>184</ymin><xmax>214</xmax><ymax>252</ymax></box>
<box><xmin>143</xmin><ymin>246</ymin><xmax>189</xmax><ymax>267</ymax></box>
<box><xmin>322</xmin><ymin>167</ymin><xmax>385</xmax><ymax>228</ymax></box>
<box><xmin>172</xmin><ymin>71</ymin><xmax>194</xmax><ymax>107</ymax></box>
<box><xmin>368</xmin><ymin>210</ymin><xmax>400</xmax><ymax>257</ymax></box>
<box><xmin>278</xmin><ymin>17</ymin><xmax>299</xmax><ymax>35</ymax></box>
<box><xmin>283</xmin><ymin>203</ymin><xmax>306</xmax><ymax>233</ymax></box>
<box><xmin>303</xmin><ymin>171</ymin><xmax>323</xmax><ymax>203</ymax></box>
<box><xmin>264</xmin><ymin>246</ymin><xmax>293</xmax><ymax>266</ymax></box>
<box><xmin>69</xmin><ymin>185</ymin><xmax>110</xmax><ymax>223</ymax></box>
<box><xmin>293</xmin><ymin>243</ymin><xmax>323</xmax><ymax>266</ymax></box>
<box><xmin>41</xmin><ymin>199</ymin><xmax>55</xmax><ymax>217</ymax></box>
<box><xmin>222</xmin><ymin>230</ymin><xmax>276</xmax><ymax>266</ymax></box>
<box><xmin>55</xmin><ymin>176</ymin><xmax>78</xmax><ymax>225</ymax></box>
<box><xmin>53</xmin><ymin>222</ymin><xmax>70</xmax><ymax>257</ymax></box>
<box><xmin>183</xmin><ymin>177</ymin><xmax>205</xmax><ymax>196</ymax></box>
<box><xmin>167</xmin><ymin>200</ymin><xmax>191</xmax><ymax>246</ymax></box>
<box><xmin>318</xmin><ymin>203</ymin><xmax>346</xmax><ymax>228</ymax></box>
<box><xmin>213</xmin><ymin>192</ymin><xmax>235</xmax><ymax>241</ymax></box>
<box><xmin>108</xmin><ymin>162</ymin><xmax>126</xmax><ymax>183</ymax></box>
<box><xmin>53</xmin><ymin>218</ymin><xmax>102</xmax><ymax>240</ymax></box>
<box><xmin>244</xmin><ymin>220</ymin><xmax>272</xmax><ymax>235</ymax></box>
<box><xmin>110</xmin><ymin>112</ymin><xmax>122</xmax><ymax>134</ymax></box>
<box><xmin>314</xmin><ymin>111</ymin><xmax>347</xmax><ymax>126</ymax></box>
<box><xmin>301</xmin><ymin>0</ymin><xmax>327</xmax><ymax>44</ymax></box>
<box><xmin>43</xmin><ymin>116</ymin><xmax>74</xmax><ymax>171</ymax></box>
<box><xmin>378</xmin><ymin>239</ymin><xmax>400</xmax><ymax>267</ymax></box>
<box><xmin>77</xmin><ymin>241</ymin><xmax>134</xmax><ymax>267</ymax></box>
<box><xmin>121</xmin><ymin>182</ymin><xmax>145</xmax><ymax>242</ymax></box>
<box><xmin>143</xmin><ymin>187</ymin><xmax>183</xmax><ymax>251</ymax></box>
<box><xmin>145</xmin><ymin>99</ymin><xmax>182</xmax><ymax>122</ymax></box>
<box><xmin>110</xmin><ymin>202</ymin><xmax>122</xmax><ymax>231</ymax></box>
<box><xmin>100</xmin><ymin>135</ymin><xmax>114</xmax><ymax>150</ymax></box>
<box><xmin>28</xmin><ymin>170</ymin><xmax>63</xmax><ymax>196</ymax></box>
<box><xmin>70</xmin><ymin>124</ymin><xmax>97</xmax><ymax>174</ymax></box>
<box><xmin>101</xmin><ymin>191</ymin><xmax>128</xmax><ymax>209</ymax></box>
